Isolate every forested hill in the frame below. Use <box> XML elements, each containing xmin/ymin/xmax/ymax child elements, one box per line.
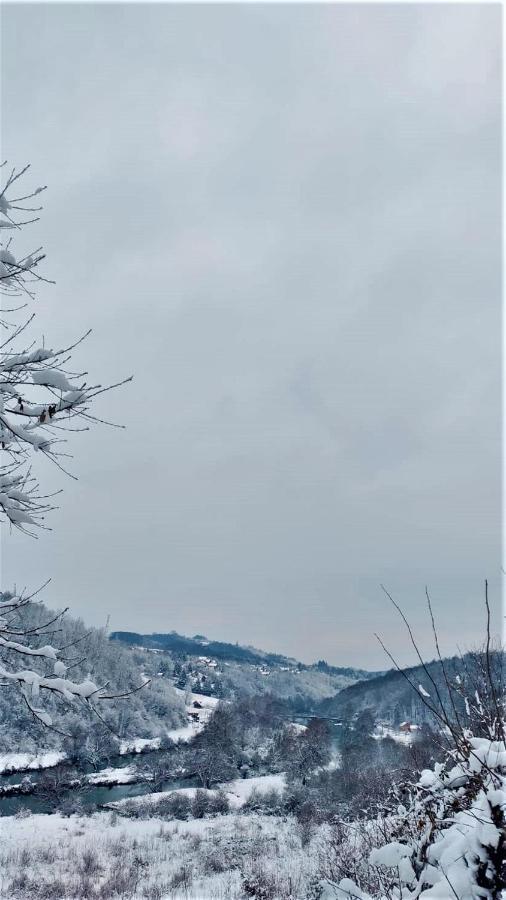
<box><xmin>316</xmin><ymin>650</ymin><xmax>505</xmax><ymax>726</ymax></box>
<box><xmin>110</xmin><ymin>630</ymin><xmax>376</xmax><ymax>679</ymax></box>
<box><xmin>109</xmin><ymin>630</ymin><xmax>380</xmax><ymax>706</ymax></box>
<box><xmin>111</xmin><ymin>629</ymin><xmax>299</xmax><ymax>665</ymax></box>
<box><xmin>0</xmin><ymin>604</ymin><xmax>188</xmax><ymax>754</ymax></box>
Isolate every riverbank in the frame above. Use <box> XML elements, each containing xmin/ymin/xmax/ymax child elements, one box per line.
<box><xmin>0</xmin><ymin>750</ymin><xmax>66</xmax><ymax>776</ymax></box>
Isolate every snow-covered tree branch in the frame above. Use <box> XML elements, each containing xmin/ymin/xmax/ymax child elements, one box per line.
<box><xmin>0</xmin><ymin>162</ymin><xmax>139</xmax><ymax>730</ymax></box>
<box><xmin>0</xmin><ymin>162</ymin><xmax>131</xmax><ymax>534</ymax></box>
<box><xmin>320</xmin><ymin>592</ymin><xmax>505</xmax><ymax>900</ymax></box>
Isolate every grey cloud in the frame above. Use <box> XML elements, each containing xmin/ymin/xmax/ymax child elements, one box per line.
<box><xmin>0</xmin><ymin>3</ymin><xmax>501</xmax><ymax>668</ymax></box>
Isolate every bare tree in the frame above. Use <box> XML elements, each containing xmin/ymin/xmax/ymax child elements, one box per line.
<box><xmin>0</xmin><ymin>162</ymin><xmax>141</xmax><ymax>731</ymax></box>
<box><xmin>320</xmin><ymin>586</ymin><xmax>505</xmax><ymax>900</ymax></box>
<box><xmin>375</xmin><ymin>582</ymin><xmax>504</xmax><ymax>749</ymax></box>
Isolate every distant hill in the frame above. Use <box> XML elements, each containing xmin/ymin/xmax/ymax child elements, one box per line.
<box><xmin>316</xmin><ymin>650</ymin><xmax>505</xmax><ymax>726</ymax></box>
<box><xmin>110</xmin><ymin>630</ymin><xmax>380</xmax><ymax>706</ymax></box>
<box><xmin>111</xmin><ymin>630</ymin><xmax>292</xmax><ymax>666</ymax></box>
<box><xmin>110</xmin><ymin>629</ymin><xmax>374</xmax><ymax>678</ymax></box>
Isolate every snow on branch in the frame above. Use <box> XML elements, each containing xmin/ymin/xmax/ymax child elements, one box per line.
<box><xmin>0</xmin><ymin>162</ymin><xmax>141</xmax><ymax>731</ymax></box>
<box><xmin>0</xmin><ymin>587</ymin><xmax>147</xmax><ymax>731</ymax></box>
<box><xmin>0</xmin><ymin>163</ymin><xmax>132</xmax><ymax>534</ymax></box>
<box><xmin>321</xmin><ymin>732</ymin><xmax>506</xmax><ymax>900</ymax></box>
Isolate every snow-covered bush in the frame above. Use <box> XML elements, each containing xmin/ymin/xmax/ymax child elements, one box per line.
<box><xmin>322</xmin><ymin>734</ymin><xmax>505</xmax><ymax>898</ymax></box>
<box><xmin>321</xmin><ymin>590</ymin><xmax>505</xmax><ymax>900</ymax></box>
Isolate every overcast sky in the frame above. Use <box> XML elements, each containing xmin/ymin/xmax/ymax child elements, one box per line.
<box><xmin>0</xmin><ymin>3</ymin><xmax>502</xmax><ymax>668</ymax></box>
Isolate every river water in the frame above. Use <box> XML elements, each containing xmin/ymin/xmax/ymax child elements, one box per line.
<box><xmin>0</xmin><ymin>717</ymin><xmax>344</xmax><ymax>817</ymax></box>
<box><xmin>0</xmin><ymin>751</ymin><xmax>198</xmax><ymax>817</ymax></box>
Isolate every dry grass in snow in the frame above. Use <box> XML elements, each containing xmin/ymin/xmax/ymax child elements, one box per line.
<box><xmin>0</xmin><ymin>809</ymin><xmax>329</xmax><ymax>899</ymax></box>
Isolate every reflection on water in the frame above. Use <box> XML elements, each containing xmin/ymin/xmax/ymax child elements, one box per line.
<box><xmin>0</xmin><ymin>752</ymin><xmax>197</xmax><ymax>817</ymax></box>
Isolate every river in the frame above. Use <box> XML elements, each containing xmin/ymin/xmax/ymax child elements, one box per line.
<box><xmin>1</xmin><ymin>716</ymin><xmax>344</xmax><ymax>817</ymax></box>
<box><xmin>0</xmin><ymin>750</ymin><xmax>198</xmax><ymax>817</ymax></box>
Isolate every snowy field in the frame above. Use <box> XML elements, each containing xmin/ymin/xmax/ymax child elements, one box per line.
<box><xmin>106</xmin><ymin>773</ymin><xmax>286</xmax><ymax>814</ymax></box>
<box><xmin>0</xmin><ymin>809</ymin><xmax>333</xmax><ymax>899</ymax></box>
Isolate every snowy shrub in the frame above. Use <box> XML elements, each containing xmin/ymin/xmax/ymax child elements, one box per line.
<box><xmin>14</xmin><ymin>806</ymin><xmax>31</xmax><ymax>819</ymax></box>
<box><xmin>298</xmin><ymin>817</ymin><xmax>315</xmax><ymax>848</ymax></box>
<box><xmin>243</xmin><ymin>786</ymin><xmax>284</xmax><ymax>815</ymax></box>
<box><xmin>192</xmin><ymin>787</ymin><xmax>212</xmax><ymax>818</ymax></box>
<box><xmin>208</xmin><ymin>788</ymin><xmax>231</xmax><ymax>815</ymax></box>
<box><xmin>116</xmin><ymin>789</ymin><xmax>216</xmax><ymax>822</ymax></box>
<box><xmin>59</xmin><ymin>796</ymin><xmax>86</xmax><ymax>818</ymax></box>
<box><xmin>166</xmin><ymin>792</ymin><xmax>192</xmax><ymax>820</ymax></box>
<box><xmin>243</xmin><ymin>787</ymin><xmax>264</xmax><ymax>812</ymax></box>
<box><xmin>243</xmin><ymin>870</ymin><xmax>279</xmax><ymax>900</ymax></box>
<box><xmin>322</xmin><ymin>735</ymin><xmax>506</xmax><ymax>899</ymax></box>
<box><xmin>169</xmin><ymin>863</ymin><xmax>193</xmax><ymax>892</ymax></box>
<box><xmin>79</xmin><ymin>847</ymin><xmax>102</xmax><ymax>876</ymax></box>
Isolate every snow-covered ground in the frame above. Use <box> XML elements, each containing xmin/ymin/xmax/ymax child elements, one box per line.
<box><xmin>373</xmin><ymin>724</ymin><xmax>418</xmax><ymax>746</ymax></box>
<box><xmin>0</xmin><ymin>750</ymin><xmax>65</xmax><ymax>775</ymax></box>
<box><xmin>173</xmin><ymin>689</ymin><xmax>219</xmax><ymax>710</ymax></box>
<box><xmin>119</xmin><ymin>735</ymin><xmax>161</xmax><ymax>755</ymax></box>
<box><xmin>87</xmin><ymin>765</ymin><xmax>139</xmax><ymax>786</ymax></box>
<box><xmin>166</xmin><ymin>722</ymin><xmax>202</xmax><ymax>743</ymax></box>
<box><xmin>0</xmin><ymin>809</ymin><xmax>325</xmax><ymax>899</ymax></box>
<box><xmin>106</xmin><ymin>772</ymin><xmax>286</xmax><ymax>813</ymax></box>
<box><xmin>120</xmin><ymin>690</ymin><xmax>219</xmax><ymax>754</ymax></box>
<box><xmin>166</xmin><ymin>690</ymin><xmax>218</xmax><ymax>742</ymax></box>
<box><xmin>221</xmin><ymin>773</ymin><xmax>286</xmax><ymax>807</ymax></box>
